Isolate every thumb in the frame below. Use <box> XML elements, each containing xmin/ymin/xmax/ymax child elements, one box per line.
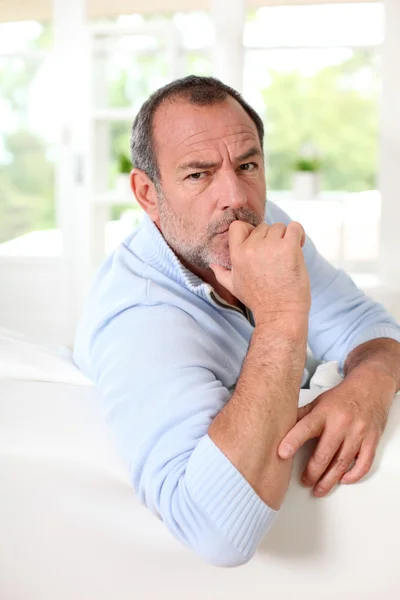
<box><xmin>209</xmin><ymin>263</ymin><xmax>233</xmax><ymax>293</ymax></box>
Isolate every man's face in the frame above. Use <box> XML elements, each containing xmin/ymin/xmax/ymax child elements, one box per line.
<box><xmin>151</xmin><ymin>95</ymin><xmax>267</xmax><ymax>270</ymax></box>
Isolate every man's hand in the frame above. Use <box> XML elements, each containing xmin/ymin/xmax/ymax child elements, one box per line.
<box><xmin>210</xmin><ymin>220</ymin><xmax>311</xmax><ymax>327</ymax></box>
<box><xmin>278</xmin><ymin>373</ymin><xmax>394</xmax><ymax>497</ymax></box>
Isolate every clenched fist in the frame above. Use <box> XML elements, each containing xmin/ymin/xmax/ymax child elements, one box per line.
<box><xmin>210</xmin><ymin>221</ymin><xmax>311</xmax><ymax>327</ymax></box>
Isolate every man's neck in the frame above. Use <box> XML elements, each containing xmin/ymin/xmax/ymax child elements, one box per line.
<box><xmin>156</xmin><ymin>226</ymin><xmax>240</xmax><ymax>308</ymax></box>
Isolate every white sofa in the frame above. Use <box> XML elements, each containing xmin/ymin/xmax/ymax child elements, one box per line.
<box><xmin>1</xmin><ymin>328</ymin><xmax>399</xmax><ymax>600</ymax></box>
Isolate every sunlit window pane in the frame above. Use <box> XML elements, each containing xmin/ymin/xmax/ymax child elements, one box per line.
<box><xmin>0</xmin><ymin>22</ymin><xmax>56</xmax><ymax>254</ymax></box>
<box><xmin>244</xmin><ymin>47</ymin><xmax>380</xmax><ymax>193</ymax></box>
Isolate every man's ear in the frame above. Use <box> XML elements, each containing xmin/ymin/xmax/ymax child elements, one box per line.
<box><xmin>130</xmin><ymin>168</ymin><xmax>160</xmax><ymax>223</ymax></box>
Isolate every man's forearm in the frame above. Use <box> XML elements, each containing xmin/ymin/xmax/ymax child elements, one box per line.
<box><xmin>344</xmin><ymin>338</ymin><xmax>400</xmax><ymax>395</ymax></box>
<box><xmin>208</xmin><ymin>320</ymin><xmax>308</xmax><ymax>510</ymax></box>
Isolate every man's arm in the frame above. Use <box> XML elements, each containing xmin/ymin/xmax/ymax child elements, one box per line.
<box><xmin>87</xmin><ymin>303</ymin><xmax>277</xmax><ymax>568</ymax></box>
<box><xmin>266</xmin><ymin>202</ymin><xmax>400</xmax><ymax>495</ymax></box>
<box><xmin>266</xmin><ymin>201</ymin><xmax>400</xmax><ymax>368</ymax></box>
<box><xmin>344</xmin><ymin>338</ymin><xmax>400</xmax><ymax>394</ymax></box>
<box><xmin>209</xmin><ymin>319</ymin><xmax>307</xmax><ymax>510</ymax></box>
<box><xmin>209</xmin><ymin>219</ymin><xmax>310</xmax><ymax>510</ymax></box>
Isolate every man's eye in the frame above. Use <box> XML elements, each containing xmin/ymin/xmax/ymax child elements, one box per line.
<box><xmin>239</xmin><ymin>163</ymin><xmax>256</xmax><ymax>171</ymax></box>
<box><xmin>188</xmin><ymin>172</ymin><xmax>206</xmax><ymax>181</ymax></box>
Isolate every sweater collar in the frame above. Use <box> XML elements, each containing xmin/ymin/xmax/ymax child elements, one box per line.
<box><xmin>135</xmin><ymin>214</ymin><xmax>211</xmax><ymax>297</ymax></box>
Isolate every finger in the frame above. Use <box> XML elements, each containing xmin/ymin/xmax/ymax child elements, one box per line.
<box><xmin>264</xmin><ymin>222</ymin><xmax>287</xmax><ymax>241</ymax></box>
<box><xmin>249</xmin><ymin>222</ymin><xmax>270</xmax><ymax>239</ymax></box>
<box><xmin>339</xmin><ymin>439</ymin><xmax>377</xmax><ymax>485</ymax></box>
<box><xmin>278</xmin><ymin>411</ymin><xmax>325</xmax><ymax>459</ymax></box>
<box><xmin>209</xmin><ymin>263</ymin><xmax>232</xmax><ymax>292</ymax></box>
<box><xmin>311</xmin><ymin>438</ymin><xmax>362</xmax><ymax>497</ymax></box>
<box><xmin>228</xmin><ymin>220</ymin><xmax>254</xmax><ymax>248</ymax></box>
<box><xmin>296</xmin><ymin>397</ymin><xmax>320</xmax><ymax>422</ymax></box>
<box><xmin>284</xmin><ymin>221</ymin><xmax>306</xmax><ymax>248</ymax></box>
<box><xmin>301</xmin><ymin>427</ymin><xmax>345</xmax><ymax>487</ymax></box>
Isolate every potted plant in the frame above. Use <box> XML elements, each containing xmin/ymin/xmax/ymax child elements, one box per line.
<box><xmin>292</xmin><ymin>145</ymin><xmax>322</xmax><ymax>199</ymax></box>
<box><xmin>116</xmin><ymin>153</ymin><xmax>133</xmax><ymax>199</ymax></box>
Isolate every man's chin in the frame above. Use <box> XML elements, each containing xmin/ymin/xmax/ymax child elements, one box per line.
<box><xmin>207</xmin><ymin>254</ymin><xmax>232</xmax><ymax>271</ymax></box>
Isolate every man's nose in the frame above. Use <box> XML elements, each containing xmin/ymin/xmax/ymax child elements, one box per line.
<box><xmin>217</xmin><ymin>170</ymin><xmax>247</xmax><ymax>211</ymax></box>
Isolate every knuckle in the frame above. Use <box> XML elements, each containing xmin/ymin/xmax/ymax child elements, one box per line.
<box><xmin>245</xmin><ymin>246</ymin><xmax>258</xmax><ymax>260</ymax></box>
<box><xmin>354</xmin><ymin>466</ymin><xmax>370</xmax><ymax>481</ymax></box>
<box><xmin>256</xmin><ymin>223</ymin><xmax>269</xmax><ymax>234</ymax></box>
<box><xmin>375</xmin><ymin>416</ymin><xmax>387</xmax><ymax>436</ymax></box>
<box><xmin>355</xmin><ymin>457</ymin><xmax>375</xmax><ymax>480</ymax></box>
<box><xmin>313</xmin><ymin>451</ymin><xmax>331</xmax><ymax>467</ymax></box>
<box><xmin>335</xmin><ymin>411</ymin><xmax>353</xmax><ymax>429</ymax></box>
<box><xmin>370</xmin><ymin>432</ymin><xmax>381</xmax><ymax>447</ymax></box>
<box><xmin>288</xmin><ymin>221</ymin><xmax>303</xmax><ymax>233</ymax></box>
<box><xmin>271</xmin><ymin>222</ymin><xmax>286</xmax><ymax>232</ymax></box>
<box><xmin>374</xmin><ymin>403</ymin><xmax>388</xmax><ymax>423</ymax></box>
<box><xmin>335</xmin><ymin>456</ymin><xmax>352</xmax><ymax>471</ymax></box>
<box><xmin>363</xmin><ymin>453</ymin><xmax>375</xmax><ymax>471</ymax></box>
<box><xmin>304</xmin><ymin>415</ymin><xmax>320</xmax><ymax>435</ymax></box>
<box><xmin>353</xmin><ymin>420</ymin><xmax>368</xmax><ymax>437</ymax></box>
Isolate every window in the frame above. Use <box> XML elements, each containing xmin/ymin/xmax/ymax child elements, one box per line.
<box><xmin>90</xmin><ymin>11</ymin><xmax>213</xmax><ymax>252</ymax></box>
<box><xmin>0</xmin><ymin>21</ymin><xmax>57</xmax><ymax>254</ymax></box>
<box><xmin>243</xmin><ymin>3</ymin><xmax>384</xmax><ymax>271</ymax></box>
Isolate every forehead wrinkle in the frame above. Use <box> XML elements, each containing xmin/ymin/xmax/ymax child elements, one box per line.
<box><xmin>175</xmin><ymin>123</ymin><xmax>258</xmax><ymax>150</ymax></box>
<box><xmin>181</xmin><ymin>135</ymin><xmax>259</xmax><ymax>160</ymax></box>
<box><xmin>177</xmin><ymin>134</ymin><xmax>260</xmax><ymax>167</ymax></box>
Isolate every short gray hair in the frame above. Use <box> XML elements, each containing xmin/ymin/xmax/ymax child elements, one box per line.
<box><xmin>130</xmin><ymin>75</ymin><xmax>264</xmax><ymax>188</ymax></box>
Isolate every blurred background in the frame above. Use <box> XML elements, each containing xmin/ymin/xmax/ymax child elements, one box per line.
<box><xmin>0</xmin><ymin>0</ymin><xmax>399</xmax><ymax>348</ymax></box>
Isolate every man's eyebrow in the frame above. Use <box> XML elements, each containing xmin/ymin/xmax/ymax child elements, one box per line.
<box><xmin>177</xmin><ymin>160</ymin><xmax>219</xmax><ymax>174</ymax></box>
<box><xmin>177</xmin><ymin>147</ymin><xmax>262</xmax><ymax>174</ymax></box>
<box><xmin>236</xmin><ymin>147</ymin><xmax>262</xmax><ymax>162</ymax></box>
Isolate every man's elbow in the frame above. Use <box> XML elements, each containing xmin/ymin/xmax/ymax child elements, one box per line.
<box><xmin>192</xmin><ymin>532</ymin><xmax>257</xmax><ymax>568</ymax></box>
<box><xmin>154</xmin><ymin>482</ymin><xmax>275</xmax><ymax>568</ymax></box>
<box><xmin>138</xmin><ymin>439</ymin><xmax>278</xmax><ymax>568</ymax></box>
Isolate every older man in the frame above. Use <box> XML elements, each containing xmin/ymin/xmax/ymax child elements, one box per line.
<box><xmin>73</xmin><ymin>76</ymin><xmax>400</xmax><ymax>567</ymax></box>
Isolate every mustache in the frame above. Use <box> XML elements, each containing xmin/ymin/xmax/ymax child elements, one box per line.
<box><xmin>207</xmin><ymin>209</ymin><xmax>262</xmax><ymax>238</ymax></box>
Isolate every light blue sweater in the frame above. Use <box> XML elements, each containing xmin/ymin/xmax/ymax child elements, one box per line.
<box><xmin>73</xmin><ymin>201</ymin><xmax>400</xmax><ymax>567</ymax></box>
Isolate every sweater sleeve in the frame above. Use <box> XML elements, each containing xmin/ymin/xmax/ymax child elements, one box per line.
<box><xmin>89</xmin><ymin>303</ymin><xmax>277</xmax><ymax>568</ymax></box>
<box><xmin>266</xmin><ymin>201</ymin><xmax>400</xmax><ymax>370</ymax></box>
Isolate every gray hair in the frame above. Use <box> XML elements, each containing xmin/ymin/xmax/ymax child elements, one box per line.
<box><xmin>130</xmin><ymin>75</ymin><xmax>264</xmax><ymax>189</ymax></box>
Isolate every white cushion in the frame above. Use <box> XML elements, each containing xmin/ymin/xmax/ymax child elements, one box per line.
<box><xmin>0</xmin><ymin>327</ymin><xmax>91</xmax><ymax>385</ymax></box>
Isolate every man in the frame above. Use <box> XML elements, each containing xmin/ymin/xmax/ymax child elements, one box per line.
<box><xmin>73</xmin><ymin>76</ymin><xmax>400</xmax><ymax>567</ymax></box>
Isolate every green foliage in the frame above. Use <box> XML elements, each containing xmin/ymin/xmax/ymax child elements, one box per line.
<box><xmin>293</xmin><ymin>157</ymin><xmax>321</xmax><ymax>172</ymax></box>
<box><xmin>261</xmin><ymin>49</ymin><xmax>379</xmax><ymax>191</ymax></box>
<box><xmin>117</xmin><ymin>153</ymin><xmax>132</xmax><ymax>174</ymax></box>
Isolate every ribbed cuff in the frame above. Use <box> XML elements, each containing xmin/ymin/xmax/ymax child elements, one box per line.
<box><xmin>340</xmin><ymin>326</ymin><xmax>400</xmax><ymax>374</ymax></box>
<box><xmin>185</xmin><ymin>434</ymin><xmax>277</xmax><ymax>559</ymax></box>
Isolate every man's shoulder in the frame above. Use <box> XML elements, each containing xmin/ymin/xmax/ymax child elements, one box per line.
<box><xmin>73</xmin><ymin>235</ymin><xmax>206</xmax><ymax>372</ymax></box>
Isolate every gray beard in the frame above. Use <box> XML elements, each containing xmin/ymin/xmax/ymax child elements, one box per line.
<box><xmin>157</xmin><ymin>190</ymin><xmax>265</xmax><ymax>270</ymax></box>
